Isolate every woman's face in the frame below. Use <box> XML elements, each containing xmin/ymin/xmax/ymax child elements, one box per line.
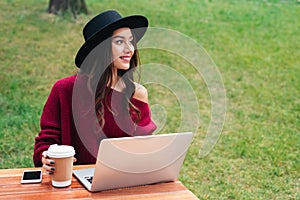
<box><xmin>112</xmin><ymin>27</ymin><xmax>134</xmax><ymax>71</ymax></box>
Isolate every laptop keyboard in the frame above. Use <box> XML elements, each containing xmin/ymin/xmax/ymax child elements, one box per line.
<box><xmin>84</xmin><ymin>176</ymin><xmax>93</xmax><ymax>184</ymax></box>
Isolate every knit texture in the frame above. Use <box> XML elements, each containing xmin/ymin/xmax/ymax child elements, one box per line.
<box><xmin>33</xmin><ymin>75</ymin><xmax>156</xmax><ymax>167</ymax></box>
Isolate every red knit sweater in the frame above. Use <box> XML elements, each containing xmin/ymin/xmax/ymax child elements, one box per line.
<box><xmin>33</xmin><ymin>75</ymin><xmax>157</xmax><ymax>167</ymax></box>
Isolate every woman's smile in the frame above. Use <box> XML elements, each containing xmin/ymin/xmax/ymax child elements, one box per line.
<box><xmin>119</xmin><ymin>56</ymin><xmax>131</xmax><ymax>63</ymax></box>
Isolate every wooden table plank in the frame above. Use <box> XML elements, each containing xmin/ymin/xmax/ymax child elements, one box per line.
<box><xmin>0</xmin><ymin>190</ymin><xmax>198</xmax><ymax>200</ymax></box>
<box><xmin>0</xmin><ymin>165</ymin><xmax>199</xmax><ymax>200</ymax></box>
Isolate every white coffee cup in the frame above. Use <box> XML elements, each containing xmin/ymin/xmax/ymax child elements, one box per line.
<box><xmin>47</xmin><ymin>144</ymin><xmax>75</xmax><ymax>187</ymax></box>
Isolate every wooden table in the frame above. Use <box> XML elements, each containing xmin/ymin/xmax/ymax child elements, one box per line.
<box><xmin>0</xmin><ymin>165</ymin><xmax>199</xmax><ymax>199</ymax></box>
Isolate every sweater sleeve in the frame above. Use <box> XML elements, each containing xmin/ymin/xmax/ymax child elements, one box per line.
<box><xmin>131</xmin><ymin>98</ymin><xmax>157</xmax><ymax>136</ymax></box>
<box><xmin>33</xmin><ymin>81</ymin><xmax>62</xmax><ymax>167</ymax></box>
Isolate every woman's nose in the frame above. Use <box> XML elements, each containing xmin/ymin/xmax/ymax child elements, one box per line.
<box><xmin>124</xmin><ymin>41</ymin><xmax>134</xmax><ymax>53</ymax></box>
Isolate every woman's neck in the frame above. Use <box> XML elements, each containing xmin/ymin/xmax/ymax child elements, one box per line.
<box><xmin>110</xmin><ymin>68</ymin><xmax>124</xmax><ymax>91</ymax></box>
<box><xmin>110</xmin><ymin>67</ymin><xmax>118</xmax><ymax>85</ymax></box>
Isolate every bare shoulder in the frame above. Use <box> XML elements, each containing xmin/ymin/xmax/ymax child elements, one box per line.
<box><xmin>133</xmin><ymin>83</ymin><xmax>148</xmax><ymax>103</ymax></box>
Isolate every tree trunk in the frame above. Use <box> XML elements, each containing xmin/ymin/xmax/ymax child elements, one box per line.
<box><xmin>48</xmin><ymin>0</ymin><xmax>88</xmax><ymax>18</ymax></box>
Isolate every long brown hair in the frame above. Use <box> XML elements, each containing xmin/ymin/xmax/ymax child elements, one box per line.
<box><xmin>79</xmin><ymin>29</ymin><xmax>141</xmax><ymax>128</ymax></box>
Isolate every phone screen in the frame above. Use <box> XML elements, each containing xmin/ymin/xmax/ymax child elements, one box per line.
<box><xmin>23</xmin><ymin>171</ymin><xmax>41</xmax><ymax>180</ymax></box>
<box><xmin>21</xmin><ymin>170</ymin><xmax>42</xmax><ymax>183</ymax></box>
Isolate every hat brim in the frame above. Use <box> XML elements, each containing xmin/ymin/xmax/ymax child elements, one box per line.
<box><xmin>75</xmin><ymin>15</ymin><xmax>148</xmax><ymax>68</ymax></box>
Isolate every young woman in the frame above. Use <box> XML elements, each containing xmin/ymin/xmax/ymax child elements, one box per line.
<box><xmin>33</xmin><ymin>10</ymin><xmax>157</xmax><ymax>174</ymax></box>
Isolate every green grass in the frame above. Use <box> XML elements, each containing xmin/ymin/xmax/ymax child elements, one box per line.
<box><xmin>0</xmin><ymin>0</ymin><xmax>299</xmax><ymax>199</ymax></box>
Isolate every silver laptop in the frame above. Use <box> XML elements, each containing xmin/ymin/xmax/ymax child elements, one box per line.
<box><xmin>73</xmin><ymin>132</ymin><xmax>193</xmax><ymax>192</ymax></box>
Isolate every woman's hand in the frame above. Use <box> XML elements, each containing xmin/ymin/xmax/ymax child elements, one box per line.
<box><xmin>41</xmin><ymin>151</ymin><xmax>77</xmax><ymax>174</ymax></box>
<box><xmin>42</xmin><ymin>151</ymin><xmax>55</xmax><ymax>174</ymax></box>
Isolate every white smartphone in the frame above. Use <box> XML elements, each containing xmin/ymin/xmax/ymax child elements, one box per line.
<box><xmin>21</xmin><ymin>170</ymin><xmax>42</xmax><ymax>184</ymax></box>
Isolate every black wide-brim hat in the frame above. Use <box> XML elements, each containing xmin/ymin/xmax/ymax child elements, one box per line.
<box><xmin>75</xmin><ymin>10</ymin><xmax>148</xmax><ymax>68</ymax></box>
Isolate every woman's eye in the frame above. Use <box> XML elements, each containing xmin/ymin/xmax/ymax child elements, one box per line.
<box><xmin>114</xmin><ymin>39</ymin><xmax>134</xmax><ymax>46</ymax></box>
<box><xmin>115</xmin><ymin>40</ymin><xmax>123</xmax><ymax>45</ymax></box>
